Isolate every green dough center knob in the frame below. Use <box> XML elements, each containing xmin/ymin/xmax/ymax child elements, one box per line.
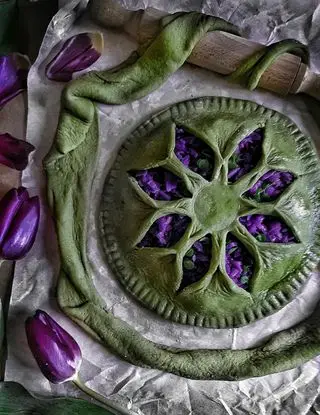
<box><xmin>194</xmin><ymin>183</ymin><xmax>239</xmax><ymax>230</ymax></box>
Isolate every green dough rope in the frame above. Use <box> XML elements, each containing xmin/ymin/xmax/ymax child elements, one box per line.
<box><xmin>44</xmin><ymin>12</ymin><xmax>320</xmax><ymax>380</ymax></box>
<box><xmin>229</xmin><ymin>39</ymin><xmax>309</xmax><ymax>90</ymax></box>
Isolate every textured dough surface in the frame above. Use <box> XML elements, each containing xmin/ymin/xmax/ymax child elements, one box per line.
<box><xmin>100</xmin><ymin>97</ymin><xmax>320</xmax><ymax>327</ymax></box>
<box><xmin>44</xmin><ymin>12</ymin><xmax>320</xmax><ymax>380</ymax></box>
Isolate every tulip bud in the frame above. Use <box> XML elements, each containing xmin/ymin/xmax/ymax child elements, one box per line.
<box><xmin>46</xmin><ymin>32</ymin><xmax>104</xmax><ymax>82</ymax></box>
<box><xmin>0</xmin><ymin>133</ymin><xmax>35</xmax><ymax>171</ymax></box>
<box><xmin>0</xmin><ymin>54</ymin><xmax>30</xmax><ymax>108</ymax></box>
<box><xmin>0</xmin><ymin>187</ymin><xmax>40</xmax><ymax>260</ymax></box>
<box><xmin>25</xmin><ymin>310</ymin><xmax>82</xmax><ymax>384</ymax></box>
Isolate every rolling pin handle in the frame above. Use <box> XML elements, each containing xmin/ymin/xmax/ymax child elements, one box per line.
<box><xmin>294</xmin><ymin>65</ymin><xmax>320</xmax><ymax>100</ymax></box>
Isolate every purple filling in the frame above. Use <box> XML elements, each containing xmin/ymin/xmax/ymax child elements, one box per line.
<box><xmin>225</xmin><ymin>234</ymin><xmax>254</xmax><ymax>290</ymax></box>
<box><xmin>245</xmin><ymin>170</ymin><xmax>294</xmax><ymax>202</ymax></box>
<box><xmin>138</xmin><ymin>214</ymin><xmax>191</xmax><ymax>248</ymax></box>
<box><xmin>179</xmin><ymin>235</ymin><xmax>212</xmax><ymax>291</ymax></box>
<box><xmin>239</xmin><ymin>214</ymin><xmax>297</xmax><ymax>243</ymax></box>
<box><xmin>228</xmin><ymin>129</ymin><xmax>263</xmax><ymax>183</ymax></box>
<box><xmin>174</xmin><ymin>127</ymin><xmax>215</xmax><ymax>180</ymax></box>
<box><xmin>131</xmin><ymin>168</ymin><xmax>190</xmax><ymax>201</ymax></box>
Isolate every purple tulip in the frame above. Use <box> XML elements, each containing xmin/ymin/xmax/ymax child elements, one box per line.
<box><xmin>0</xmin><ymin>54</ymin><xmax>29</xmax><ymax>108</ymax></box>
<box><xmin>46</xmin><ymin>32</ymin><xmax>104</xmax><ymax>82</ymax></box>
<box><xmin>0</xmin><ymin>187</ymin><xmax>40</xmax><ymax>260</ymax></box>
<box><xmin>0</xmin><ymin>133</ymin><xmax>35</xmax><ymax>171</ymax></box>
<box><xmin>25</xmin><ymin>310</ymin><xmax>82</xmax><ymax>384</ymax></box>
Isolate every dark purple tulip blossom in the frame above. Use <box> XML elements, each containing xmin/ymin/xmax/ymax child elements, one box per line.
<box><xmin>225</xmin><ymin>234</ymin><xmax>254</xmax><ymax>289</ymax></box>
<box><xmin>138</xmin><ymin>214</ymin><xmax>190</xmax><ymax>248</ymax></box>
<box><xmin>228</xmin><ymin>129</ymin><xmax>263</xmax><ymax>183</ymax></box>
<box><xmin>46</xmin><ymin>32</ymin><xmax>103</xmax><ymax>82</ymax></box>
<box><xmin>0</xmin><ymin>133</ymin><xmax>35</xmax><ymax>171</ymax></box>
<box><xmin>239</xmin><ymin>214</ymin><xmax>296</xmax><ymax>243</ymax></box>
<box><xmin>0</xmin><ymin>187</ymin><xmax>40</xmax><ymax>260</ymax></box>
<box><xmin>174</xmin><ymin>127</ymin><xmax>215</xmax><ymax>180</ymax></box>
<box><xmin>0</xmin><ymin>54</ymin><xmax>29</xmax><ymax>108</ymax></box>
<box><xmin>245</xmin><ymin>170</ymin><xmax>294</xmax><ymax>202</ymax></box>
<box><xmin>25</xmin><ymin>310</ymin><xmax>82</xmax><ymax>384</ymax></box>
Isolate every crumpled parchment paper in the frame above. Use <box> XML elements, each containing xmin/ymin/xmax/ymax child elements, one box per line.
<box><xmin>5</xmin><ymin>0</ymin><xmax>320</xmax><ymax>414</ymax></box>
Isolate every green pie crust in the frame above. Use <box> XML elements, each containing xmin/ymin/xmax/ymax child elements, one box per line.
<box><xmin>44</xmin><ymin>12</ymin><xmax>320</xmax><ymax>380</ymax></box>
<box><xmin>100</xmin><ymin>97</ymin><xmax>320</xmax><ymax>327</ymax></box>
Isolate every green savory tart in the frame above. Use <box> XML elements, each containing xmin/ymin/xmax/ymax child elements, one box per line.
<box><xmin>100</xmin><ymin>97</ymin><xmax>320</xmax><ymax>328</ymax></box>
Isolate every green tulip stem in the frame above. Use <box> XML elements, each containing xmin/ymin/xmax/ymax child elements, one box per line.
<box><xmin>73</xmin><ymin>376</ymin><xmax>133</xmax><ymax>415</ymax></box>
<box><xmin>0</xmin><ymin>259</ymin><xmax>4</xmax><ymax>267</ymax></box>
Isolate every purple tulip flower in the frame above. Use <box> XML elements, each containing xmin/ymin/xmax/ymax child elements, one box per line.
<box><xmin>0</xmin><ymin>54</ymin><xmax>29</xmax><ymax>108</ymax></box>
<box><xmin>25</xmin><ymin>310</ymin><xmax>82</xmax><ymax>384</ymax></box>
<box><xmin>46</xmin><ymin>32</ymin><xmax>104</xmax><ymax>82</ymax></box>
<box><xmin>0</xmin><ymin>187</ymin><xmax>40</xmax><ymax>260</ymax></box>
<box><xmin>0</xmin><ymin>133</ymin><xmax>35</xmax><ymax>171</ymax></box>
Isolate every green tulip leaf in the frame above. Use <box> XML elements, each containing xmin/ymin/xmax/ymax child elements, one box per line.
<box><xmin>0</xmin><ymin>382</ymin><xmax>119</xmax><ymax>415</ymax></box>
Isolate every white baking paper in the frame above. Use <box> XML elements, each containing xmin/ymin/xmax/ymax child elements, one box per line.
<box><xmin>5</xmin><ymin>1</ymin><xmax>320</xmax><ymax>414</ymax></box>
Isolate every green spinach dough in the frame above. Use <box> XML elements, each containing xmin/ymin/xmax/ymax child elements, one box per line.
<box><xmin>45</xmin><ymin>12</ymin><xmax>320</xmax><ymax>380</ymax></box>
<box><xmin>101</xmin><ymin>97</ymin><xmax>320</xmax><ymax>328</ymax></box>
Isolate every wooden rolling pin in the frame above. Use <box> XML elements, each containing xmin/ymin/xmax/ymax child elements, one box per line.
<box><xmin>188</xmin><ymin>31</ymin><xmax>320</xmax><ymax>99</ymax></box>
<box><xmin>90</xmin><ymin>2</ymin><xmax>320</xmax><ymax>100</ymax></box>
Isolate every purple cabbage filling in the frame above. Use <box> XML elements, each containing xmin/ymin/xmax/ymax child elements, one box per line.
<box><xmin>228</xmin><ymin>129</ymin><xmax>263</xmax><ymax>183</ymax></box>
<box><xmin>132</xmin><ymin>168</ymin><xmax>190</xmax><ymax>201</ymax></box>
<box><xmin>179</xmin><ymin>235</ymin><xmax>212</xmax><ymax>291</ymax></box>
<box><xmin>239</xmin><ymin>214</ymin><xmax>296</xmax><ymax>243</ymax></box>
<box><xmin>138</xmin><ymin>214</ymin><xmax>190</xmax><ymax>248</ymax></box>
<box><xmin>225</xmin><ymin>234</ymin><xmax>254</xmax><ymax>289</ymax></box>
<box><xmin>174</xmin><ymin>127</ymin><xmax>215</xmax><ymax>180</ymax></box>
<box><xmin>245</xmin><ymin>170</ymin><xmax>294</xmax><ymax>202</ymax></box>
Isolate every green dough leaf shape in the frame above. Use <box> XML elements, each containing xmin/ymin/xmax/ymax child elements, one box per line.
<box><xmin>44</xmin><ymin>12</ymin><xmax>320</xmax><ymax>380</ymax></box>
<box><xmin>0</xmin><ymin>382</ymin><xmax>115</xmax><ymax>414</ymax></box>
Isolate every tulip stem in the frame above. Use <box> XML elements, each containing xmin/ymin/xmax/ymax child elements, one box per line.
<box><xmin>73</xmin><ymin>376</ymin><xmax>134</xmax><ymax>415</ymax></box>
<box><xmin>0</xmin><ymin>260</ymin><xmax>4</xmax><ymax>267</ymax></box>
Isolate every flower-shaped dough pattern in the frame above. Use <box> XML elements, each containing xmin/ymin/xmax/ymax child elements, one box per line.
<box><xmin>131</xmin><ymin>127</ymin><xmax>298</xmax><ymax>292</ymax></box>
<box><xmin>101</xmin><ymin>98</ymin><xmax>319</xmax><ymax>327</ymax></box>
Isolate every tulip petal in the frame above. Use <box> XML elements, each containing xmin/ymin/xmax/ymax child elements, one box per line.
<box><xmin>0</xmin><ymin>54</ymin><xmax>29</xmax><ymax>108</ymax></box>
<box><xmin>0</xmin><ymin>133</ymin><xmax>35</xmax><ymax>171</ymax></box>
<box><xmin>25</xmin><ymin>310</ymin><xmax>82</xmax><ymax>384</ymax></box>
<box><xmin>0</xmin><ymin>196</ymin><xmax>40</xmax><ymax>260</ymax></box>
<box><xmin>0</xmin><ymin>187</ymin><xmax>28</xmax><ymax>244</ymax></box>
<box><xmin>46</xmin><ymin>32</ymin><xmax>103</xmax><ymax>82</ymax></box>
